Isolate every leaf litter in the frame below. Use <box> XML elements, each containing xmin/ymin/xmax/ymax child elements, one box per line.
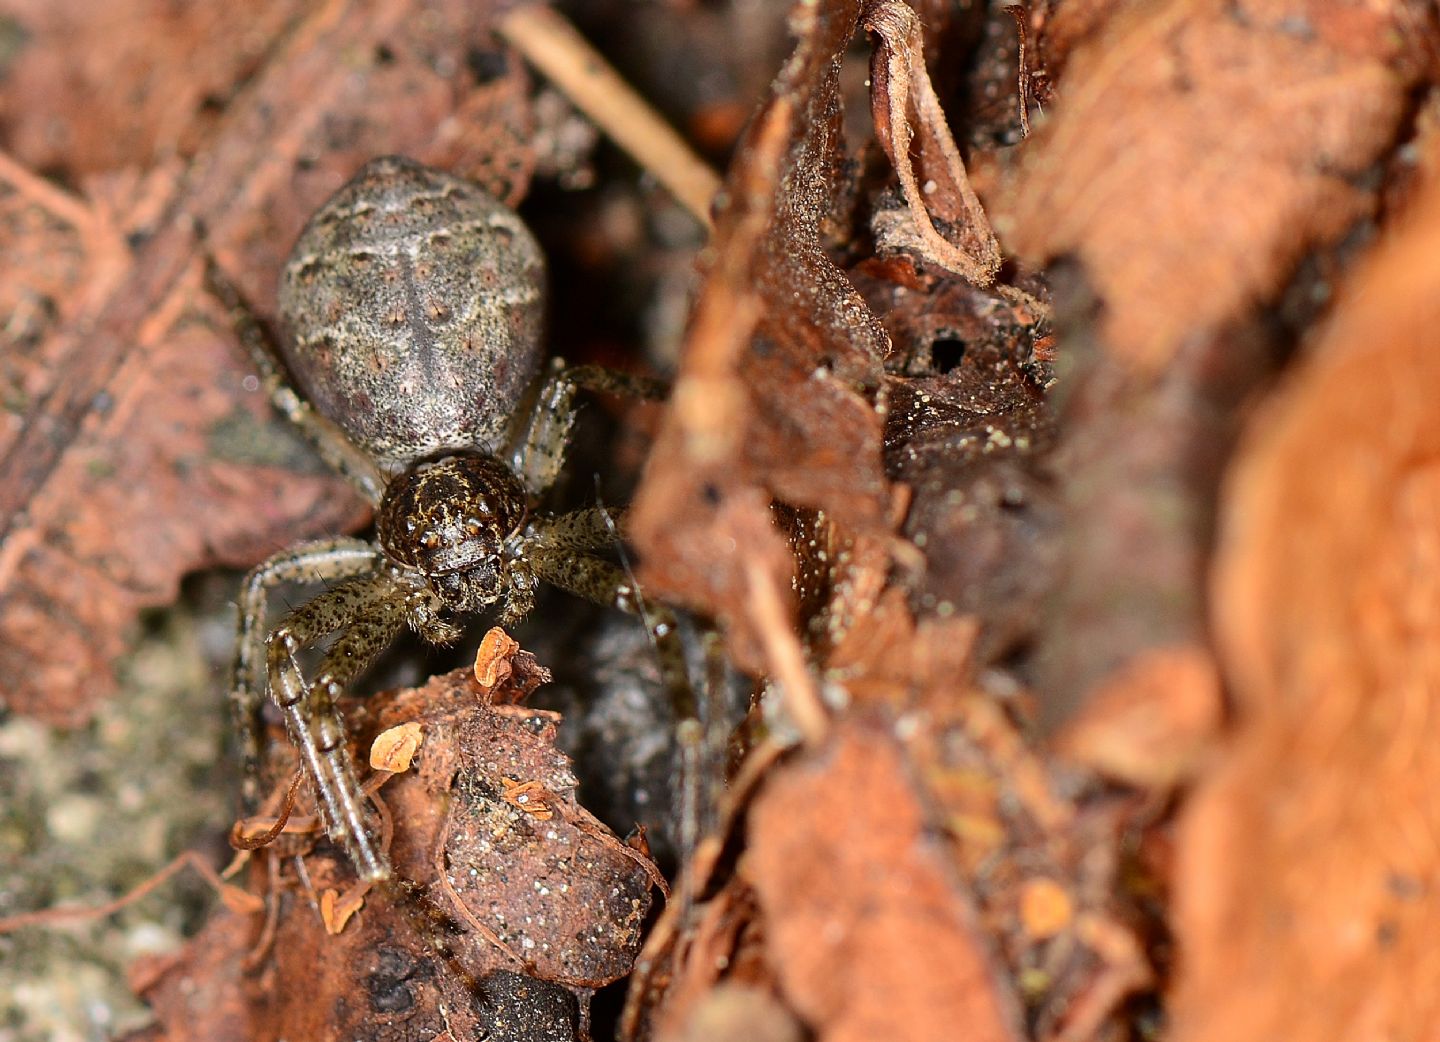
<box><xmin>130</xmin><ymin>642</ymin><xmax>662</xmax><ymax>1040</ymax></box>
<box><xmin>3</xmin><ymin>1</ymin><xmax>1440</xmax><ymax>1041</ymax></box>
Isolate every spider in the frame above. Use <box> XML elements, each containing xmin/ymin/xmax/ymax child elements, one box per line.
<box><xmin>208</xmin><ymin>155</ymin><xmax>680</xmax><ymax>884</ymax></box>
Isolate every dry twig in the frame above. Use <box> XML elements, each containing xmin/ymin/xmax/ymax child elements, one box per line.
<box><xmin>499</xmin><ymin>5</ymin><xmax>722</xmax><ymax>229</ymax></box>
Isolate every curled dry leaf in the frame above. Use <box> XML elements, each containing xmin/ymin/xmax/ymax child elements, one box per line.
<box><xmin>471</xmin><ymin>625</ymin><xmax>552</xmax><ymax>703</ymax></box>
<box><xmin>628</xmin><ymin>0</ymin><xmax>894</xmax><ymax>670</ymax></box>
<box><xmin>1169</xmin><ymin>145</ymin><xmax>1440</xmax><ymax>1042</ymax></box>
<box><xmin>318</xmin><ymin>885</ymin><xmax>366</xmax><ymax>936</ymax></box>
<box><xmin>863</xmin><ymin>0</ymin><xmax>1001</xmax><ymax>284</ymax></box>
<box><xmin>1003</xmin><ymin>0</ymin><xmax>1436</xmax><ymax>371</ymax></box>
<box><xmin>474</xmin><ymin>626</ymin><xmax>522</xmax><ymax>688</ymax></box>
<box><xmin>644</xmin><ymin>881</ymin><xmax>783</xmax><ymax>1042</ymax></box>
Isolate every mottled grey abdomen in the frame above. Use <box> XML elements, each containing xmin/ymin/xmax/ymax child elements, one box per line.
<box><xmin>277</xmin><ymin>156</ymin><xmax>546</xmax><ymax>471</ymax></box>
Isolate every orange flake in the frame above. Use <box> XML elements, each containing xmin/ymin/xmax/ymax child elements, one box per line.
<box><xmin>1019</xmin><ymin>877</ymin><xmax>1073</xmax><ymax>940</ymax></box>
<box><xmin>320</xmin><ymin>885</ymin><xmax>366</xmax><ymax>935</ymax></box>
<box><xmin>474</xmin><ymin>627</ymin><xmax>520</xmax><ymax>689</ymax></box>
<box><xmin>369</xmin><ymin>721</ymin><xmax>424</xmax><ymax>772</ymax></box>
<box><xmin>500</xmin><ymin>776</ymin><xmax>554</xmax><ymax>820</ymax></box>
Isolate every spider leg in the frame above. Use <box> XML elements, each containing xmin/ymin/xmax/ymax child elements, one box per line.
<box><xmin>496</xmin><ymin>507</ymin><xmax>625</xmax><ymax>625</ymax></box>
<box><xmin>525</xmin><ymin>538</ymin><xmax>695</xmax><ymax>720</ymax></box>
<box><xmin>531</xmin><ymin>504</ymin><xmax>627</xmax><ymax>553</ymax></box>
<box><xmin>234</xmin><ymin>539</ymin><xmax>381</xmax><ymax>811</ymax></box>
<box><xmin>525</xmin><ymin>523</ymin><xmax>726</xmax><ymax>889</ymax></box>
<box><xmin>509</xmin><ymin>359</ymin><xmax>667</xmax><ymax>496</ymax></box>
<box><xmin>562</xmin><ymin>362</ymin><xmax>668</xmax><ymax>401</ymax></box>
<box><xmin>267</xmin><ymin>572</ymin><xmax>417</xmax><ymax>883</ymax></box>
<box><xmin>205</xmin><ymin>257</ymin><xmax>386</xmax><ymax>506</ymax></box>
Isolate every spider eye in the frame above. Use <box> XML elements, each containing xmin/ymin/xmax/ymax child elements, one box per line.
<box><xmin>465</xmin><ymin>518</ymin><xmax>483</xmax><ymax>536</ymax></box>
<box><xmin>421</xmin><ymin>531</ymin><xmax>441</xmax><ymax>549</ymax></box>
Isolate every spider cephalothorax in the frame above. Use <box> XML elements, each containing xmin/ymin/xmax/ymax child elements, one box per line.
<box><xmin>376</xmin><ymin>453</ymin><xmax>530</xmax><ymax>614</ymax></box>
<box><xmin>210</xmin><ymin>156</ymin><xmax>678</xmax><ymax>883</ymax></box>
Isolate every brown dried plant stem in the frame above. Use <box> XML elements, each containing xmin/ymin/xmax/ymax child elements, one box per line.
<box><xmin>0</xmin><ymin>851</ymin><xmax>258</xmax><ymax>935</ymax></box>
<box><xmin>498</xmin><ymin>5</ymin><xmax>722</xmax><ymax>230</ymax></box>
<box><xmin>746</xmin><ymin>559</ymin><xmax>828</xmax><ymax>745</ymax></box>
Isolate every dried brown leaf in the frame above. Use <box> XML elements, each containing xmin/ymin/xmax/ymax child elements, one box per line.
<box><xmin>864</xmin><ymin>0</ymin><xmax>1001</xmax><ymax>283</ymax></box>
<box><xmin>812</xmin><ymin>595</ymin><xmax>1157</xmax><ymax>1039</ymax></box>
<box><xmin>372</xmin><ymin>670</ymin><xmax>661</xmax><ymax>990</ymax></box>
<box><xmin>1170</xmin><ymin>143</ymin><xmax>1440</xmax><ymax>1042</ymax></box>
<box><xmin>0</xmin><ymin>0</ymin><xmax>299</xmax><ymax>176</ymax></box>
<box><xmin>130</xmin><ymin>884</ymin><xmax>502</xmax><ymax>1042</ymax></box>
<box><xmin>629</xmin><ymin>0</ymin><xmax>894</xmax><ymax>669</ymax></box>
<box><xmin>133</xmin><ymin>659</ymin><xmax>659</xmax><ymax>1039</ymax></box>
<box><xmin>648</xmin><ymin>882</ymin><xmax>779</xmax><ymax>1042</ymax></box>
<box><xmin>439</xmin><ymin>708</ymin><xmax>657</xmax><ymax>988</ymax></box>
<box><xmin>1004</xmin><ymin>0</ymin><xmax>1436</xmax><ymax>371</ymax></box>
<box><xmin>746</xmin><ymin>719</ymin><xmax>1026</xmax><ymax>1042</ymax></box>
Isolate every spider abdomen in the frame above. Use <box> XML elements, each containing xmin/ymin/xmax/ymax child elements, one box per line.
<box><xmin>277</xmin><ymin>156</ymin><xmax>546</xmax><ymax>471</ymax></box>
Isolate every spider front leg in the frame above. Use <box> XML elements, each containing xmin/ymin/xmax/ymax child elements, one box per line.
<box><xmin>265</xmin><ymin>569</ymin><xmax>440</xmax><ymax>883</ymax></box>
<box><xmin>524</xmin><ymin>523</ymin><xmax>695</xmax><ymax>721</ymax></box>
<box><xmin>510</xmin><ymin>359</ymin><xmax>667</xmax><ymax>496</ymax></box>
<box><xmin>234</xmin><ymin>538</ymin><xmax>382</xmax><ymax>811</ymax></box>
<box><xmin>498</xmin><ymin>556</ymin><xmax>539</xmax><ymax>626</ymax></box>
<box><xmin>524</xmin><ymin>521</ymin><xmax>719</xmax><ymax>875</ymax></box>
